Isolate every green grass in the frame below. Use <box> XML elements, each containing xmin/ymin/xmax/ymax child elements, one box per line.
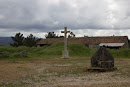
<box><xmin>0</xmin><ymin>42</ymin><xmax>130</xmax><ymax>61</ymax></box>
<box><xmin>68</xmin><ymin>43</ymin><xmax>91</xmax><ymax>57</ymax></box>
<box><xmin>108</xmin><ymin>49</ymin><xmax>130</xmax><ymax>58</ymax></box>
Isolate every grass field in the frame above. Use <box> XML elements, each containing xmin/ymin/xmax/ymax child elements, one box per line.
<box><xmin>0</xmin><ymin>57</ymin><xmax>130</xmax><ymax>87</ymax></box>
<box><xmin>0</xmin><ymin>43</ymin><xmax>130</xmax><ymax>87</ymax></box>
<box><xmin>0</xmin><ymin>42</ymin><xmax>130</xmax><ymax>61</ymax></box>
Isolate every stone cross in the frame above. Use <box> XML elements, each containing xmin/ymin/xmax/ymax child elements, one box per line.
<box><xmin>61</xmin><ymin>27</ymin><xmax>70</xmax><ymax>58</ymax></box>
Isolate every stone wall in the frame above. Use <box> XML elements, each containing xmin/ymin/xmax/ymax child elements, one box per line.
<box><xmin>124</xmin><ymin>39</ymin><xmax>129</xmax><ymax>48</ymax></box>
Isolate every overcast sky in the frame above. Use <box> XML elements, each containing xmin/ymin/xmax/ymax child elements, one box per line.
<box><xmin>0</xmin><ymin>0</ymin><xmax>130</xmax><ymax>38</ymax></box>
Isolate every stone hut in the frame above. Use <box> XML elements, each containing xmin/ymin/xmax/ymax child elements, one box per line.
<box><xmin>88</xmin><ymin>46</ymin><xmax>117</xmax><ymax>71</ymax></box>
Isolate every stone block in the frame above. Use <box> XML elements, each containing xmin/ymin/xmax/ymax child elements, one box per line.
<box><xmin>62</xmin><ymin>50</ymin><xmax>70</xmax><ymax>59</ymax></box>
<box><xmin>22</xmin><ymin>50</ymin><xmax>27</xmax><ymax>57</ymax></box>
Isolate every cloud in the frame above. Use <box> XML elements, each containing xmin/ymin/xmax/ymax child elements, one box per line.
<box><xmin>0</xmin><ymin>28</ymin><xmax>130</xmax><ymax>39</ymax></box>
<box><xmin>69</xmin><ymin>29</ymin><xmax>130</xmax><ymax>39</ymax></box>
<box><xmin>0</xmin><ymin>0</ymin><xmax>129</xmax><ymax>37</ymax></box>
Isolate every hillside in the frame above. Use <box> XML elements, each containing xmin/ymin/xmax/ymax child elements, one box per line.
<box><xmin>0</xmin><ymin>42</ymin><xmax>130</xmax><ymax>60</ymax></box>
<box><xmin>0</xmin><ymin>37</ymin><xmax>13</xmax><ymax>46</ymax></box>
<box><xmin>0</xmin><ymin>37</ymin><xmax>39</xmax><ymax>46</ymax></box>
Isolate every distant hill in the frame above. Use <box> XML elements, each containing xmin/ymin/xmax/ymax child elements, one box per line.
<box><xmin>0</xmin><ymin>37</ymin><xmax>40</xmax><ymax>46</ymax></box>
<box><xmin>0</xmin><ymin>37</ymin><xmax>13</xmax><ymax>46</ymax></box>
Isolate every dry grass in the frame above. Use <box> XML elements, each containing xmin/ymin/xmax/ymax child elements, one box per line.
<box><xmin>0</xmin><ymin>57</ymin><xmax>130</xmax><ymax>87</ymax></box>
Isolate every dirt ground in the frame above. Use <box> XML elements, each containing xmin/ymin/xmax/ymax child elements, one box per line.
<box><xmin>0</xmin><ymin>57</ymin><xmax>130</xmax><ymax>87</ymax></box>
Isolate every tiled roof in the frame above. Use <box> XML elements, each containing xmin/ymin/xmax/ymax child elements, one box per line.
<box><xmin>37</xmin><ymin>36</ymin><xmax>128</xmax><ymax>45</ymax></box>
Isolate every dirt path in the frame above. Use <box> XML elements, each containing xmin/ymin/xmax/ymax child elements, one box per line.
<box><xmin>0</xmin><ymin>58</ymin><xmax>130</xmax><ymax>87</ymax></box>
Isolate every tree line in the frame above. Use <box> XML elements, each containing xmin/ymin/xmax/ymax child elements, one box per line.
<box><xmin>11</xmin><ymin>32</ymin><xmax>75</xmax><ymax>47</ymax></box>
<box><xmin>45</xmin><ymin>32</ymin><xmax>75</xmax><ymax>38</ymax></box>
<box><xmin>10</xmin><ymin>33</ymin><xmax>40</xmax><ymax>47</ymax></box>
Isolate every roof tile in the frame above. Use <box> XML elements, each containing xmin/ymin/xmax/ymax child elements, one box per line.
<box><xmin>37</xmin><ymin>36</ymin><xmax>128</xmax><ymax>45</ymax></box>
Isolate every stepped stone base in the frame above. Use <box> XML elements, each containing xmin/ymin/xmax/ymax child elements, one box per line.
<box><xmin>88</xmin><ymin>67</ymin><xmax>117</xmax><ymax>71</ymax></box>
<box><xmin>62</xmin><ymin>50</ymin><xmax>70</xmax><ymax>59</ymax></box>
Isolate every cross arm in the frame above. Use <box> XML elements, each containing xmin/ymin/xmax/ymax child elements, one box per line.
<box><xmin>67</xmin><ymin>31</ymin><xmax>70</xmax><ymax>33</ymax></box>
<box><xmin>61</xmin><ymin>31</ymin><xmax>64</xmax><ymax>33</ymax></box>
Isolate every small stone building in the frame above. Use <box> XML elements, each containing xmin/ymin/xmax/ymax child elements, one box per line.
<box><xmin>37</xmin><ymin>36</ymin><xmax>129</xmax><ymax>49</ymax></box>
<box><xmin>88</xmin><ymin>46</ymin><xmax>117</xmax><ymax>71</ymax></box>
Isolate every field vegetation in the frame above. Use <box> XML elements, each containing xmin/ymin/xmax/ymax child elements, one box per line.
<box><xmin>0</xmin><ymin>42</ymin><xmax>130</xmax><ymax>87</ymax></box>
<box><xmin>0</xmin><ymin>42</ymin><xmax>130</xmax><ymax>60</ymax></box>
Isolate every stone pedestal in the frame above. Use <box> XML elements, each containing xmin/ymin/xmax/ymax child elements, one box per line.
<box><xmin>88</xmin><ymin>47</ymin><xmax>117</xmax><ymax>71</ymax></box>
<box><xmin>62</xmin><ymin>50</ymin><xmax>69</xmax><ymax>59</ymax></box>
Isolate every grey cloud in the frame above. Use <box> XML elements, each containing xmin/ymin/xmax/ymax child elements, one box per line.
<box><xmin>0</xmin><ymin>0</ymin><xmax>130</xmax><ymax>33</ymax></box>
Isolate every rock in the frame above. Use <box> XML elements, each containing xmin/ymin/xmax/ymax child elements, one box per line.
<box><xmin>14</xmin><ymin>53</ymin><xmax>21</xmax><ymax>57</ymax></box>
<box><xmin>22</xmin><ymin>50</ymin><xmax>27</xmax><ymax>57</ymax></box>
